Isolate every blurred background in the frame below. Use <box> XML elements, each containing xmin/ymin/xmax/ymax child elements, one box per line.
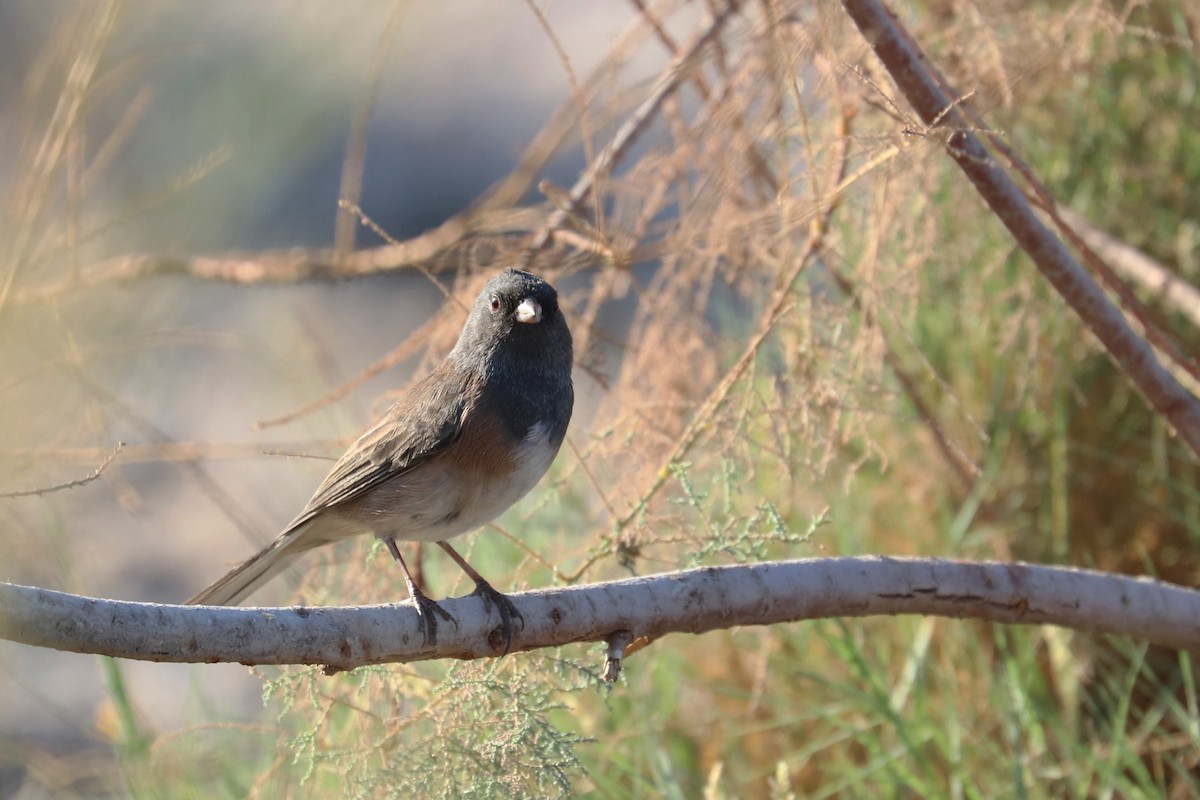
<box><xmin>2</xmin><ymin>0</ymin><xmax>1199</xmax><ymax>797</ymax></box>
<box><xmin>0</xmin><ymin>0</ymin><xmax>643</xmax><ymax>786</ymax></box>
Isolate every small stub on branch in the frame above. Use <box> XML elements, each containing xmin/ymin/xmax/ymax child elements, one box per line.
<box><xmin>602</xmin><ymin>630</ymin><xmax>635</xmax><ymax>682</ymax></box>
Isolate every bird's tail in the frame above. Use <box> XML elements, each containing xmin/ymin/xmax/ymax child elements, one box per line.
<box><xmin>186</xmin><ymin>535</ymin><xmax>302</xmax><ymax>606</ymax></box>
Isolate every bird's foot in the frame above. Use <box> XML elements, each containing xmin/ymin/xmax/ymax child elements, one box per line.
<box><xmin>470</xmin><ymin>579</ymin><xmax>524</xmax><ymax>656</ymax></box>
<box><xmin>410</xmin><ymin>588</ymin><xmax>457</xmax><ymax>646</ymax></box>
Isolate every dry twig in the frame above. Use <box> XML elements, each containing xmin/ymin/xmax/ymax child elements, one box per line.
<box><xmin>0</xmin><ymin>441</ymin><xmax>124</xmax><ymax>498</ymax></box>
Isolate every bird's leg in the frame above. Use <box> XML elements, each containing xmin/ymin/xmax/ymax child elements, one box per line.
<box><xmin>383</xmin><ymin>536</ymin><xmax>456</xmax><ymax>645</ymax></box>
<box><xmin>437</xmin><ymin>541</ymin><xmax>524</xmax><ymax>656</ymax></box>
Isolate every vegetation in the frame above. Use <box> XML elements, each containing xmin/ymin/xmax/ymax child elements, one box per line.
<box><xmin>2</xmin><ymin>1</ymin><xmax>1198</xmax><ymax>796</ymax></box>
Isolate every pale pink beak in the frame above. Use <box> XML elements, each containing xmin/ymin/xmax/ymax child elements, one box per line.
<box><xmin>516</xmin><ymin>297</ymin><xmax>542</xmax><ymax>324</ymax></box>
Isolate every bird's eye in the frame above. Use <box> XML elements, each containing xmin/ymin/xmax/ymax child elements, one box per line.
<box><xmin>489</xmin><ymin>294</ymin><xmax>502</xmax><ymax>313</ymax></box>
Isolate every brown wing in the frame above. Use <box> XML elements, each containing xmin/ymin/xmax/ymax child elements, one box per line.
<box><xmin>284</xmin><ymin>366</ymin><xmax>480</xmax><ymax>532</ymax></box>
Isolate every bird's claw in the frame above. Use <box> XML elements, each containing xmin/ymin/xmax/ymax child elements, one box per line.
<box><xmin>411</xmin><ymin>590</ymin><xmax>457</xmax><ymax>646</ymax></box>
<box><xmin>470</xmin><ymin>579</ymin><xmax>524</xmax><ymax>656</ymax></box>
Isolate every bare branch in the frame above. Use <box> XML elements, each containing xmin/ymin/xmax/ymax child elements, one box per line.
<box><xmin>0</xmin><ymin>441</ymin><xmax>123</xmax><ymax>498</ymax></box>
<box><xmin>2</xmin><ymin>559</ymin><xmax>1197</xmax><ymax>678</ymax></box>
<box><xmin>1056</xmin><ymin>206</ymin><xmax>1200</xmax><ymax>331</ymax></box>
<box><xmin>13</xmin><ymin>211</ymin><xmax>576</xmax><ymax>303</ymax></box>
<box><xmin>11</xmin><ymin>7</ymin><xmax>733</xmax><ymax>304</ymax></box>
<box><xmin>0</xmin><ymin>441</ymin><xmax>338</xmax><ymax>466</ymax></box>
<box><xmin>839</xmin><ymin>0</ymin><xmax>1200</xmax><ymax>457</ymax></box>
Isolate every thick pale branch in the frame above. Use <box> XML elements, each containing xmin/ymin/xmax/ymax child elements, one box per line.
<box><xmin>1</xmin><ymin>558</ymin><xmax>1197</xmax><ymax>673</ymax></box>
<box><xmin>840</xmin><ymin>0</ymin><xmax>1200</xmax><ymax>457</ymax></box>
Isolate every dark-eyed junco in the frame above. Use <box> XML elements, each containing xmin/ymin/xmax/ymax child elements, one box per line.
<box><xmin>187</xmin><ymin>268</ymin><xmax>573</xmax><ymax>653</ymax></box>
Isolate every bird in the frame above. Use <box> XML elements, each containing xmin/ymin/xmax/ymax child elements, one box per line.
<box><xmin>186</xmin><ymin>268</ymin><xmax>574</xmax><ymax>654</ymax></box>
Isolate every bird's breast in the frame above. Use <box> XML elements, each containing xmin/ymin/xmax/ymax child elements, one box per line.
<box><xmin>328</xmin><ymin>416</ymin><xmax>561</xmax><ymax>543</ymax></box>
<box><xmin>433</xmin><ymin>418</ymin><xmax>560</xmax><ymax>537</ymax></box>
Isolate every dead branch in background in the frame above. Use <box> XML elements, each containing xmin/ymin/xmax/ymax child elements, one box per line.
<box><xmin>9</xmin><ymin>2</ymin><xmax>690</xmax><ymax>307</ymax></box>
<box><xmin>14</xmin><ymin>209</ymin><xmax>563</xmax><ymax>303</ymax></box>
<box><xmin>840</xmin><ymin>0</ymin><xmax>1200</xmax><ymax>458</ymax></box>
<box><xmin>0</xmin><ymin>441</ymin><xmax>123</xmax><ymax>498</ymax></box>
<box><xmin>0</xmin><ymin>440</ymin><xmax>341</xmax><ymax>466</ymax></box>
<box><xmin>2</xmin><ymin>558</ymin><xmax>1198</xmax><ymax>677</ymax></box>
<box><xmin>937</xmin><ymin>57</ymin><xmax>1200</xmax><ymax>389</ymax></box>
<box><xmin>1057</xmin><ymin>206</ymin><xmax>1200</xmax><ymax>331</ymax></box>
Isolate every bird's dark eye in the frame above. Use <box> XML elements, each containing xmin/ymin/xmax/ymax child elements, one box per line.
<box><xmin>489</xmin><ymin>294</ymin><xmax>501</xmax><ymax>313</ymax></box>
